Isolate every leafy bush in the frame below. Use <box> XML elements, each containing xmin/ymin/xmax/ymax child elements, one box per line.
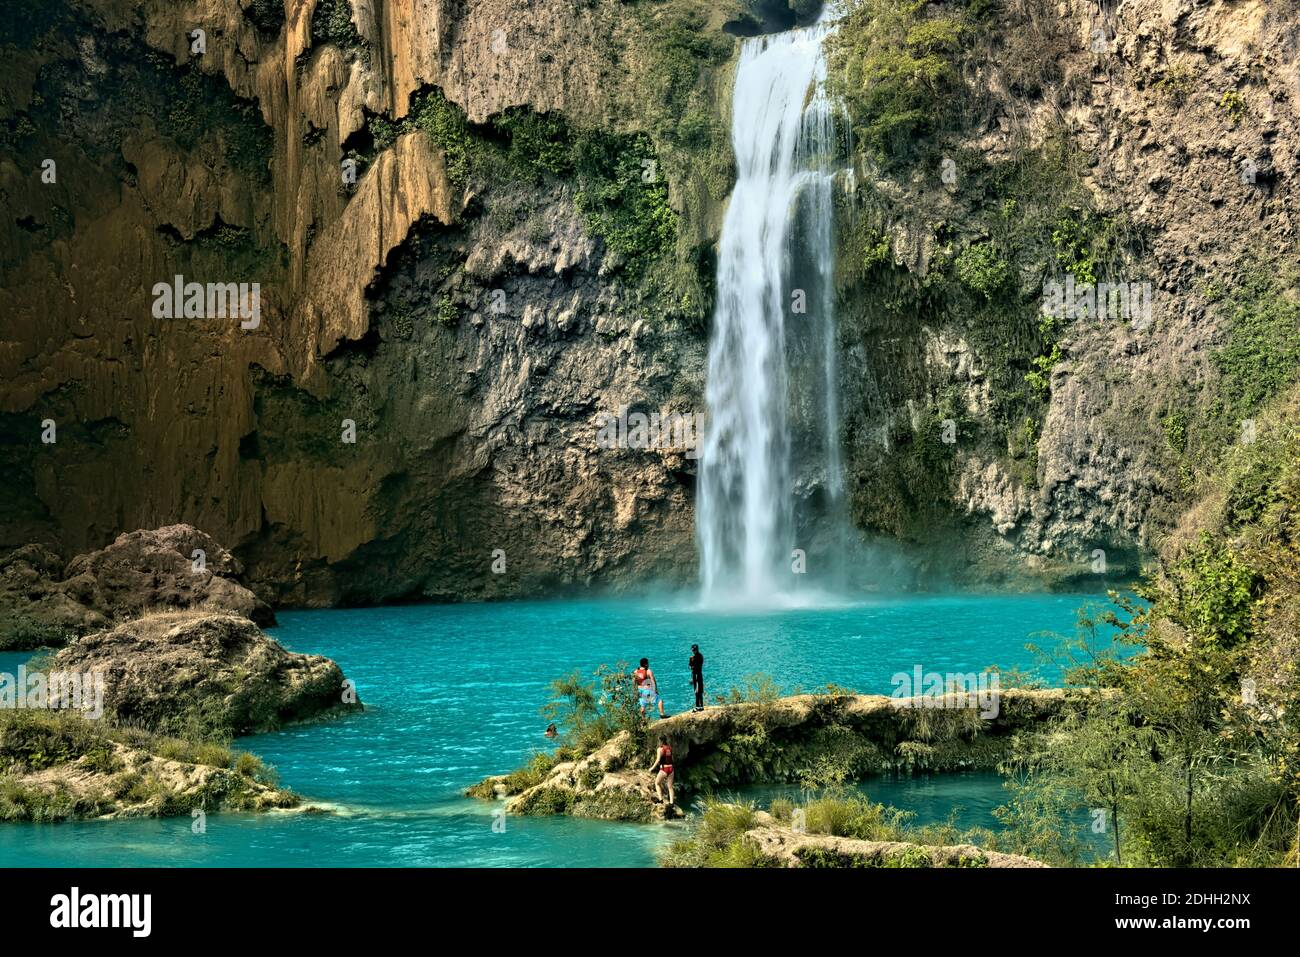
<box><xmin>1154</xmin><ymin>61</ymin><xmax>1196</xmax><ymax>105</ymax></box>
<box><xmin>409</xmin><ymin>88</ymin><xmax>474</xmax><ymax>186</ymax></box>
<box><xmin>435</xmin><ymin>293</ymin><xmax>458</xmax><ymax>327</ymax></box>
<box><xmin>247</xmin><ymin>0</ymin><xmax>285</xmax><ymax>35</ymax></box>
<box><xmin>955</xmin><ymin>241</ymin><xmax>1010</xmax><ymax>299</ymax></box>
<box><xmin>1163</xmin><ymin>534</ymin><xmax>1259</xmax><ymax>647</ymax></box>
<box><xmin>490</xmin><ymin>110</ymin><xmax>574</xmax><ymax>179</ymax></box>
<box><xmin>1211</xmin><ymin>269</ymin><xmax>1300</xmax><ymax>423</ymax></box>
<box><xmin>571</xmin><ymin>131</ymin><xmax>677</xmax><ymax>273</ymax></box>
<box><xmin>309</xmin><ymin>0</ymin><xmax>367</xmax><ymax>61</ymax></box>
<box><xmin>1219</xmin><ymin>90</ymin><xmax>1246</xmax><ymax>124</ymax></box>
<box><xmin>827</xmin><ymin>0</ymin><xmax>969</xmax><ymax>162</ymax></box>
<box><xmin>541</xmin><ymin>662</ymin><xmax>649</xmax><ymax>758</ymax></box>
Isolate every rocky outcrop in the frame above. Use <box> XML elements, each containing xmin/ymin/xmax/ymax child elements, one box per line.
<box><xmin>241</xmin><ymin>181</ymin><xmax>703</xmax><ymax>604</ymax></box>
<box><xmin>474</xmin><ymin>689</ymin><xmax>1073</xmax><ymax>823</ymax></box>
<box><xmin>0</xmin><ymin>736</ymin><xmax>299</xmax><ymax>822</ymax></box>
<box><xmin>49</xmin><ymin>610</ymin><xmax>360</xmax><ymax>736</ymax></box>
<box><xmin>0</xmin><ymin>525</ymin><xmax>272</xmax><ymax>650</ymax></box>
<box><xmin>0</xmin><ymin>0</ymin><xmax>729</xmax><ymax>605</ymax></box>
<box><xmin>0</xmin><ymin>710</ymin><xmax>299</xmax><ymax>821</ymax></box>
<box><xmin>498</xmin><ymin>732</ymin><xmax>686</xmax><ymax>823</ymax></box>
<box><xmin>743</xmin><ymin>811</ymin><xmax>1048</xmax><ymax>868</ymax></box>
<box><xmin>838</xmin><ymin>0</ymin><xmax>1300</xmax><ymax>585</ymax></box>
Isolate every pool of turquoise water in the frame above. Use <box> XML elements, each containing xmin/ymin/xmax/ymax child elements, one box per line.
<box><xmin>0</xmin><ymin>593</ymin><xmax>1117</xmax><ymax>867</ymax></box>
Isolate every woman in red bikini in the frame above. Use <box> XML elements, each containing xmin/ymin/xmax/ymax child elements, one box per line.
<box><xmin>649</xmin><ymin>737</ymin><xmax>675</xmax><ymax>807</ymax></box>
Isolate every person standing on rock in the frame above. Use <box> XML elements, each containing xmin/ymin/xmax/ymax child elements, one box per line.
<box><xmin>650</xmin><ymin>737</ymin><xmax>675</xmax><ymax>807</ymax></box>
<box><xmin>688</xmin><ymin>645</ymin><xmax>705</xmax><ymax>712</ymax></box>
<box><xmin>634</xmin><ymin>658</ymin><xmax>665</xmax><ymax>718</ymax></box>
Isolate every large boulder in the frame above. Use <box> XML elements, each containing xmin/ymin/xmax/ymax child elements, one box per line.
<box><xmin>0</xmin><ymin>525</ymin><xmax>273</xmax><ymax>650</ymax></box>
<box><xmin>0</xmin><ymin>545</ymin><xmax>94</xmax><ymax>649</ymax></box>
<box><xmin>49</xmin><ymin>611</ymin><xmax>360</xmax><ymax>737</ymax></box>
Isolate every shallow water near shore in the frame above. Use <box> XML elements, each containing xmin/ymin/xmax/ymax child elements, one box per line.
<box><xmin>0</xmin><ymin>593</ymin><xmax>1120</xmax><ymax>867</ymax></box>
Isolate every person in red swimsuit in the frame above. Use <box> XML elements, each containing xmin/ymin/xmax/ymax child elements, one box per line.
<box><xmin>650</xmin><ymin>737</ymin><xmax>675</xmax><ymax>807</ymax></box>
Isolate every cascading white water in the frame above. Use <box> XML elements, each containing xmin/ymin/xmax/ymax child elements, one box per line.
<box><xmin>698</xmin><ymin>13</ymin><xmax>846</xmax><ymax>606</ymax></box>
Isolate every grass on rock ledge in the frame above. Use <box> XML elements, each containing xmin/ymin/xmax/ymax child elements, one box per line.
<box><xmin>661</xmin><ymin>793</ymin><xmax>1000</xmax><ymax>868</ymax></box>
<box><xmin>0</xmin><ymin>709</ymin><xmax>296</xmax><ymax>822</ymax></box>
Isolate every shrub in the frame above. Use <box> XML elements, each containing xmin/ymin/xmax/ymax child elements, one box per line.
<box><xmin>512</xmin><ymin>785</ymin><xmax>574</xmax><ymax>816</ymax></box>
<box><xmin>409</xmin><ymin>88</ymin><xmax>474</xmax><ymax>186</ymax></box>
<box><xmin>499</xmin><ymin>752</ymin><xmax>560</xmax><ymax>794</ymax></box>
<box><xmin>768</xmin><ymin>797</ymin><xmax>795</xmax><ymax>822</ymax></box>
<box><xmin>309</xmin><ymin>0</ymin><xmax>368</xmax><ymax>61</ymax></box>
<box><xmin>827</xmin><ymin>0</ymin><xmax>969</xmax><ymax>162</ymax></box>
<box><xmin>571</xmin><ymin>131</ymin><xmax>677</xmax><ymax>273</ymax></box>
<box><xmin>435</xmin><ymin>293</ymin><xmax>458</xmax><ymax>327</ymax></box>
<box><xmin>803</xmin><ymin>793</ymin><xmax>913</xmax><ymax>840</ymax></box>
<box><xmin>955</xmin><ymin>241</ymin><xmax>1010</xmax><ymax>298</ymax></box>
<box><xmin>660</xmin><ymin>800</ymin><xmax>776</xmax><ymax>868</ymax></box>
<box><xmin>1219</xmin><ymin>90</ymin><xmax>1246</xmax><ymax>124</ymax></box>
<box><xmin>714</xmin><ymin>673</ymin><xmax>782</xmax><ymax>705</ymax></box>
<box><xmin>1154</xmin><ymin>61</ymin><xmax>1196</xmax><ymax>105</ymax></box>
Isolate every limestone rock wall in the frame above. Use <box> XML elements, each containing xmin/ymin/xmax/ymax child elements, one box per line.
<box><xmin>1</xmin><ymin>0</ymin><xmax>1295</xmax><ymax>607</ymax></box>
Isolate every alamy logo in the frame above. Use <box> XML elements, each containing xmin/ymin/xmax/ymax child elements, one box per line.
<box><xmin>1041</xmin><ymin>276</ymin><xmax>1153</xmax><ymax>330</ymax></box>
<box><xmin>595</xmin><ymin>405</ymin><xmax>705</xmax><ymax>459</ymax></box>
<box><xmin>151</xmin><ymin>274</ymin><xmax>261</xmax><ymax>329</ymax></box>
<box><xmin>50</xmin><ymin>887</ymin><xmax>151</xmax><ymax>937</ymax></box>
<box><xmin>890</xmin><ymin>665</ymin><xmax>1001</xmax><ymax>718</ymax></box>
<box><xmin>0</xmin><ymin>666</ymin><xmax>104</xmax><ymax>719</ymax></box>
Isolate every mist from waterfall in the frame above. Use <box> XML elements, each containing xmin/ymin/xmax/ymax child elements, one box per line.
<box><xmin>697</xmin><ymin>12</ymin><xmax>848</xmax><ymax>608</ymax></box>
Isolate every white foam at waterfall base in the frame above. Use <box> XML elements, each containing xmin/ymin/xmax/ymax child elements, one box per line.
<box><xmin>697</xmin><ymin>11</ymin><xmax>847</xmax><ymax>610</ymax></box>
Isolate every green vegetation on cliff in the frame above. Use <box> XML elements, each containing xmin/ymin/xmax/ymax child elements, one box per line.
<box><xmin>832</xmin><ymin>0</ymin><xmax>1150</xmax><ymax>522</ymax></box>
<box><xmin>360</xmin><ymin>90</ymin><xmax>680</xmax><ymax>286</ymax></box>
<box><xmin>827</xmin><ymin>0</ymin><xmax>973</xmax><ymax>163</ymax></box>
<box><xmin>302</xmin><ymin>0</ymin><xmax>369</xmax><ymax>66</ymax></box>
<box><xmin>998</xmin><ymin>388</ymin><xmax>1300</xmax><ymax>866</ymax></box>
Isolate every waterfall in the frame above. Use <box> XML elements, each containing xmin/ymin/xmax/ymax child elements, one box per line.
<box><xmin>698</xmin><ymin>13</ymin><xmax>847</xmax><ymax>606</ymax></box>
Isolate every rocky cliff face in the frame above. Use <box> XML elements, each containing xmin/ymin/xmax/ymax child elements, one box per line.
<box><xmin>832</xmin><ymin>0</ymin><xmax>1298</xmax><ymax>587</ymax></box>
<box><xmin>1</xmin><ymin>0</ymin><xmax>1296</xmax><ymax>605</ymax></box>
<box><xmin>1</xmin><ymin>0</ymin><xmax>737</xmax><ymax>604</ymax></box>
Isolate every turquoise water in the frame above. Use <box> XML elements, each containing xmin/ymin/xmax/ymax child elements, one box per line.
<box><xmin>0</xmin><ymin>593</ymin><xmax>1116</xmax><ymax>867</ymax></box>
